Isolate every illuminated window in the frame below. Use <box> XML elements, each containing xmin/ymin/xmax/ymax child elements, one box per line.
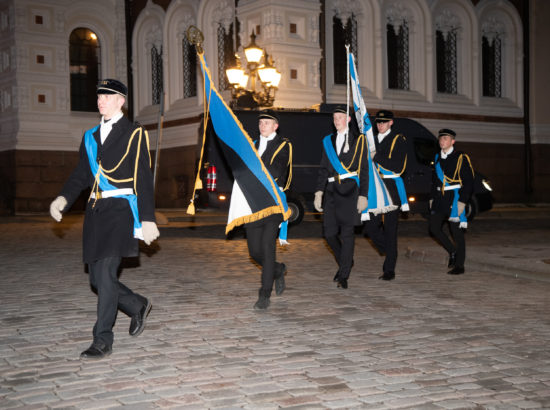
<box><xmin>69</xmin><ymin>28</ymin><xmax>100</xmax><ymax>112</ymax></box>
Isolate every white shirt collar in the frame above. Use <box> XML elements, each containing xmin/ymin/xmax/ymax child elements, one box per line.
<box><xmin>100</xmin><ymin>111</ymin><xmax>124</xmax><ymax>144</ymax></box>
<box><xmin>336</xmin><ymin>129</ymin><xmax>348</xmax><ymax>155</ymax></box>
<box><xmin>258</xmin><ymin>132</ymin><xmax>277</xmax><ymax>156</ymax></box>
<box><xmin>377</xmin><ymin>128</ymin><xmax>391</xmax><ymax>143</ymax></box>
<box><xmin>441</xmin><ymin>146</ymin><xmax>454</xmax><ymax>159</ymax></box>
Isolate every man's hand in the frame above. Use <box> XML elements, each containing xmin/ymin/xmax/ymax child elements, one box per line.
<box><xmin>49</xmin><ymin>196</ymin><xmax>67</xmax><ymax>222</ymax></box>
<box><xmin>357</xmin><ymin>195</ymin><xmax>368</xmax><ymax>213</ymax></box>
<box><xmin>142</xmin><ymin>221</ymin><xmax>160</xmax><ymax>245</ymax></box>
<box><xmin>313</xmin><ymin>191</ymin><xmax>324</xmax><ymax>212</ymax></box>
<box><xmin>457</xmin><ymin>201</ymin><xmax>466</xmax><ymax>216</ymax></box>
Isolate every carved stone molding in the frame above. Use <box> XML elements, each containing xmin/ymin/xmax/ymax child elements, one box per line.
<box><xmin>386</xmin><ymin>2</ymin><xmax>413</xmax><ymax>35</ymax></box>
<box><xmin>309</xmin><ymin>15</ymin><xmax>319</xmax><ymax>44</ymax></box>
<box><xmin>332</xmin><ymin>0</ymin><xmax>355</xmax><ymax>28</ymax></box>
<box><xmin>146</xmin><ymin>25</ymin><xmax>163</xmax><ymax>50</ymax></box>
<box><xmin>213</xmin><ymin>0</ymin><xmax>233</xmax><ymax>34</ymax></box>
<box><xmin>482</xmin><ymin>17</ymin><xmax>505</xmax><ymax>46</ymax></box>
<box><xmin>177</xmin><ymin>15</ymin><xmax>195</xmax><ymax>41</ymax></box>
<box><xmin>435</xmin><ymin>9</ymin><xmax>461</xmax><ymax>41</ymax></box>
<box><xmin>262</xmin><ymin>9</ymin><xmax>284</xmax><ymax>40</ymax></box>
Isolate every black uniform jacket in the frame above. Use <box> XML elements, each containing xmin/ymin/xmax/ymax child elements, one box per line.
<box><xmin>255</xmin><ymin>134</ymin><xmax>291</xmax><ymax>189</ymax></box>
<box><xmin>430</xmin><ymin>149</ymin><xmax>474</xmax><ymax>214</ymax></box>
<box><xmin>373</xmin><ymin>130</ymin><xmax>407</xmax><ymax>206</ymax></box>
<box><xmin>60</xmin><ymin>116</ymin><xmax>155</xmax><ymax>263</ymax></box>
<box><xmin>316</xmin><ymin>131</ymin><xmax>369</xmax><ymax>226</ymax></box>
<box><xmin>246</xmin><ymin>134</ymin><xmax>291</xmax><ymax>228</ymax></box>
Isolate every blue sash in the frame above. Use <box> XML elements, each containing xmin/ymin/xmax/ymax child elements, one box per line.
<box><xmin>377</xmin><ymin>166</ymin><xmax>408</xmax><ymax>211</ymax></box>
<box><xmin>84</xmin><ymin>126</ymin><xmax>142</xmax><ymax>239</ymax></box>
<box><xmin>435</xmin><ymin>154</ymin><xmax>467</xmax><ymax>226</ymax></box>
<box><xmin>322</xmin><ymin>135</ymin><xmax>360</xmax><ymax>186</ymax></box>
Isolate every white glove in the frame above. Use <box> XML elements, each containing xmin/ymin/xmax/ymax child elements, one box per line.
<box><xmin>50</xmin><ymin>196</ymin><xmax>67</xmax><ymax>222</ymax></box>
<box><xmin>314</xmin><ymin>190</ymin><xmax>324</xmax><ymax>212</ymax></box>
<box><xmin>357</xmin><ymin>195</ymin><xmax>368</xmax><ymax>213</ymax></box>
<box><xmin>429</xmin><ymin>199</ymin><xmax>433</xmax><ymax>210</ymax></box>
<box><xmin>457</xmin><ymin>201</ymin><xmax>466</xmax><ymax>216</ymax></box>
<box><xmin>142</xmin><ymin>221</ymin><xmax>160</xmax><ymax>245</ymax></box>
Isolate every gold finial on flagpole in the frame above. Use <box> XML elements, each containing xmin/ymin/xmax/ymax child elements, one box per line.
<box><xmin>186</xmin><ymin>25</ymin><xmax>204</xmax><ymax>54</ymax></box>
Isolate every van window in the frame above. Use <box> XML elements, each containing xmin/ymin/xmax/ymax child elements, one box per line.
<box><xmin>413</xmin><ymin>138</ymin><xmax>438</xmax><ymax>166</ymax></box>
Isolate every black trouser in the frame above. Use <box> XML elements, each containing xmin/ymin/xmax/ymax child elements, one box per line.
<box><xmin>429</xmin><ymin>212</ymin><xmax>465</xmax><ymax>268</ymax></box>
<box><xmin>325</xmin><ymin>225</ymin><xmax>355</xmax><ymax>280</ymax></box>
<box><xmin>245</xmin><ymin>217</ymin><xmax>283</xmax><ymax>295</ymax></box>
<box><xmin>363</xmin><ymin>209</ymin><xmax>399</xmax><ymax>274</ymax></box>
<box><xmin>88</xmin><ymin>256</ymin><xmax>145</xmax><ymax>346</ymax></box>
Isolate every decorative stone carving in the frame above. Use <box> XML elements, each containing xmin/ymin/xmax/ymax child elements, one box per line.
<box><xmin>309</xmin><ymin>15</ymin><xmax>319</xmax><ymax>44</ymax></box>
<box><xmin>56</xmin><ymin>48</ymin><xmax>67</xmax><ymax>73</ymax></box>
<box><xmin>213</xmin><ymin>0</ymin><xmax>233</xmax><ymax>34</ymax></box>
<box><xmin>57</xmin><ymin>86</ymin><xmax>67</xmax><ymax>112</ymax></box>
<box><xmin>262</xmin><ymin>9</ymin><xmax>284</xmax><ymax>40</ymax></box>
<box><xmin>146</xmin><ymin>25</ymin><xmax>163</xmax><ymax>51</ymax></box>
<box><xmin>482</xmin><ymin>17</ymin><xmax>506</xmax><ymax>46</ymax></box>
<box><xmin>332</xmin><ymin>0</ymin><xmax>355</xmax><ymax>28</ymax></box>
<box><xmin>178</xmin><ymin>15</ymin><xmax>195</xmax><ymax>41</ymax></box>
<box><xmin>55</xmin><ymin>10</ymin><xmax>64</xmax><ymax>33</ymax></box>
<box><xmin>16</xmin><ymin>46</ymin><xmax>27</xmax><ymax>71</ymax></box>
<box><xmin>310</xmin><ymin>60</ymin><xmax>319</xmax><ymax>88</ymax></box>
<box><xmin>435</xmin><ymin>9</ymin><xmax>461</xmax><ymax>41</ymax></box>
<box><xmin>386</xmin><ymin>2</ymin><xmax>413</xmax><ymax>35</ymax></box>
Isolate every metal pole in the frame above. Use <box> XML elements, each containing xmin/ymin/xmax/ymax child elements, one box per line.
<box><xmin>153</xmin><ymin>89</ymin><xmax>164</xmax><ymax>190</ymax></box>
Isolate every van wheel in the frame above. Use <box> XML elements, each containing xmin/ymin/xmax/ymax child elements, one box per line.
<box><xmin>465</xmin><ymin>197</ymin><xmax>478</xmax><ymax>222</ymax></box>
<box><xmin>287</xmin><ymin>198</ymin><xmax>304</xmax><ymax>226</ymax></box>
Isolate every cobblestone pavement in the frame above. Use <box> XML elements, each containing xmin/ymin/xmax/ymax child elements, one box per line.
<box><xmin>1</xmin><ymin>209</ymin><xmax>550</xmax><ymax>409</ymax></box>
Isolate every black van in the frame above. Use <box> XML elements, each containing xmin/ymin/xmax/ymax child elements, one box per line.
<box><xmin>197</xmin><ymin>110</ymin><xmax>493</xmax><ymax>224</ymax></box>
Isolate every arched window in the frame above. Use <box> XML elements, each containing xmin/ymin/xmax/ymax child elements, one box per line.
<box><xmin>69</xmin><ymin>27</ymin><xmax>100</xmax><ymax>112</ymax></box>
<box><xmin>333</xmin><ymin>14</ymin><xmax>357</xmax><ymax>85</ymax></box>
<box><xmin>217</xmin><ymin>22</ymin><xmax>236</xmax><ymax>90</ymax></box>
<box><xmin>482</xmin><ymin>30</ymin><xmax>502</xmax><ymax>98</ymax></box>
<box><xmin>386</xmin><ymin>21</ymin><xmax>409</xmax><ymax>90</ymax></box>
<box><xmin>151</xmin><ymin>44</ymin><xmax>163</xmax><ymax>104</ymax></box>
<box><xmin>182</xmin><ymin>36</ymin><xmax>197</xmax><ymax>98</ymax></box>
<box><xmin>436</xmin><ymin>29</ymin><xmax>458</xmax><ymax>94</ymax></box>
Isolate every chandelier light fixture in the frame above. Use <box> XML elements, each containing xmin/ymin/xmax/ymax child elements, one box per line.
<box><xmin>226</xmin><ymin>30</ymin><xmax>282</xmax><ymax>108</ymax></box>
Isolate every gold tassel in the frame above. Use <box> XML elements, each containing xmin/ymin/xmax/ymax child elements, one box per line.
<box><xmin>187</xmin><ymin>201</ymin><xmax>195</xmax><ymax>215</ymax></box>
<box><xmin>195</xmin><ymin>175</ymin><xmax>203</xmax><ymax>190</ymax></box>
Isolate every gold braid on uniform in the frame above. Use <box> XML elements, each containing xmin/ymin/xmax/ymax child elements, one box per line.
<box><xmin>441</xmin><ymin>153</ymin><xmax>475</xmax><ymax>194</ymax></box>
<box><xmin>338</xmin><ymin>134</ymin><xmax>365</xmax><ymax>180</ymax></box>
<box><xmin>378</xmin><ymin>134</ymin><xmax>407</xmax><ymax>176</ymax></box>
<box><xmin>270</xmin><ymin>140</ymin><xmax>293</xmax><ymax>191</ymax></box>
<box><xmin>90</xmin><ymin>127</ymin><xmax>151</xmax><ymax>208</ymax></box>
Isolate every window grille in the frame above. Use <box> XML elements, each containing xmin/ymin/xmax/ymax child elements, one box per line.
<box><xmin>69</xmin><ymin>28</ymin><xmax>101</xmax><ymax>112</ymax></box>
<box><xmin>151</xmin><ymin>44</ymin><xmax>163</xmax><ymax>104</ymax></box>
<box><xmin>183</xmin><ymin>37</ymin><xmax>197</xmax><ymax>98</ymax></box>
<box><xmin>387</xmin><ymin>22</ymin><xmax>409</xmax><ymax>90</ymax></box>
<box><xmin>436</xmin><ymin>29</ymin><xmax>457</xmax><ymax>94</ymax></box>
<box><xmin>333</xmin><ymin>15</ymin><xmax>358</xmax><ymax>85</ymax></box>
<box><xmin>217</xmin><ymin>23</ymin><xmax>237</xmax><ymax>90</ymax></box>
<box><xmin>482</xmin><ymin>35</ymin><xmax>502</xmax><ymax>97</ymax></box>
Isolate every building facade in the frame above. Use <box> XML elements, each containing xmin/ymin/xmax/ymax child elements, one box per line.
<box><xmin>0</xmin><ymin>0</ymin><xmax>549</xmax><ymax>214</ymax></box>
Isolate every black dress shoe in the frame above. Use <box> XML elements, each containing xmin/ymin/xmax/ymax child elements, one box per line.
<box><xmin>80</xmin><ymin>342</ymin><xmax>112</xmax><ymax>360</ymax></box>
<box><xmin>129</xmin><ymin>299</ymin><xmax>152</xmax><ymax>336</ymax></box>
<box><xmin>275</xmin><ymin>263</ymin><xmax>286</xmax><ymax>296</ymax></box>
<box><xmin>447</xmin><ymin>266</ymin><xmax>465</xmax><ymax>275</ymax></box>
<box><xmin>333</xmin><ymin>271</ymin><xmax>340</xmax><ymax>282</ymax></box>
<box><xmin>337</xmin><ymin>278</ymin><xmax>348</xmax><ymax>289</ymax></box>
<box><xmin>378</xmin><ymin>272</ymin><xmax>395</xmax><ymax>281</ymax></box>
<box><xmin>448</xmin><ymin>252</ymin><xmax>457</xmax><ymax>268</ymax></box>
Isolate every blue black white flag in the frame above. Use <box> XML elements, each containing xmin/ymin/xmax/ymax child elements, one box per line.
<box><xmin>196</xmin><ymin>52</ymin><xmax>290</xmax><ymax>234</ymax></box>
<box><xmin>347</xmin><ymin>46</ymin><xmax>397</xmax><ymax>218</ymax></box>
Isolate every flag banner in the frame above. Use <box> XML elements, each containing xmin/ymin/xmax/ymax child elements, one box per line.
<box><xmin>197</xmin><ymin>52</ymin><xmax>290</xmax><ymax>233</ymax></box>
<box><xmin>347</xmin><ymin>47</ymin><xmax>397</xmax><ymax>218</ymax></box>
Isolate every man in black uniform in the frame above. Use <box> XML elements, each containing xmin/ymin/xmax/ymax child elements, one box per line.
<box><xmin>229</xmin><ymin>110</ymin><xmax>292</xmax><ymax>310</ymax></box>
<box><xmin>49</xmin><ymin>79</ymin><xmax>159</xmax><ymax>359</ymax></box>
<box><xmin>363</xmin><ymin>110</ymin><xmax>408</xmax><ymax>281</ymax></box>
<box><xmin>314</xmin><ymin>106</ymin><xmax>369</xmax><ymax>289</ymax></box>
<box><xmin>429</xmin><ymin>128</ymin><xmax>474</xmax><ymax>275</ymax></box>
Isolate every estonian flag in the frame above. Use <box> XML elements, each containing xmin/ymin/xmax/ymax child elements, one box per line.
<box><xmin>196</xmin><ymin>52</ymin><xmax>290</xmax><ymax>234</ymax></box>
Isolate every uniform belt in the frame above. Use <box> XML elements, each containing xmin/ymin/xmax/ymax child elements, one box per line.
<box><xmin>90</xmin><ymin>188</ymin><xmax>134</xmax><ymax>199</ymax></box>
<box><xmin>382</xmin><ymin>174</ymin><xmax>399</xmax><ymax>179</ymax></box>
<box><xmin>328</xmin><ymin>172</ymin><xmax>357</xmax><ymax>183</ymax></box>
<box><xmin>437</xmin><ymin>184</ymin><xmax>461</xmax><ymax>191</ymax></box>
